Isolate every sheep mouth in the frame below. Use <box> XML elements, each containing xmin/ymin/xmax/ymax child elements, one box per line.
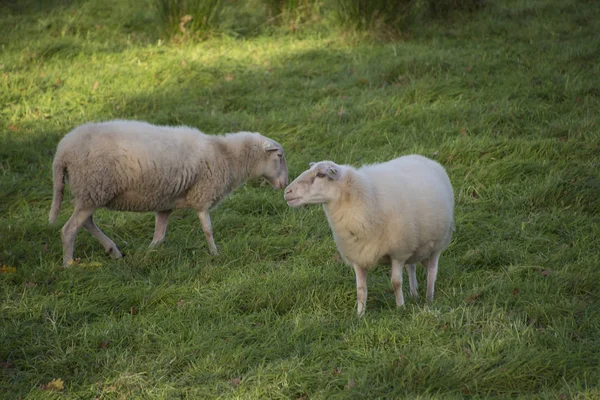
<box><xmin>285</xmin><ymin>196</ymin><xmax>302</xmax><ymax>206</ymax></box>
<box><xmin>267</xmin><ymin>178</ymin><xmax>288</xmax><ymax>190</ymax></box>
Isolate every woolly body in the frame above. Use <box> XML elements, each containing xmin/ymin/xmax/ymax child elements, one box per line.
<box><xmin>285</xmin><ymin>154</ymin><xmax>454</xmax><ymax>315</ymax></box>
<box><xmin>324</xmin><ymin>155</ymin><xmax>454</xmax><ymax>269</ymax></box>
<box><xmin>50</xmin><ymin>120</ymin><xmax>288</xmax><ymax>266</ymax></box>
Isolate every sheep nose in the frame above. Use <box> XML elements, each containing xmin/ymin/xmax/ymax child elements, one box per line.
<box><xmin>285</xmin><ymin>188</ymin><xmax>292</xmax><ymax>195</ymax></box>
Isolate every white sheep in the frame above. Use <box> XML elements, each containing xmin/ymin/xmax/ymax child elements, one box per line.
<box><xmin>49</xmin><ymin>120</ymin><xmax>288</xmax><ymax>267</ymax></box>
<box><xmin>284</xmin><ymin>155</ymin><xmax>454</xmax><ymax>316</ymax></box>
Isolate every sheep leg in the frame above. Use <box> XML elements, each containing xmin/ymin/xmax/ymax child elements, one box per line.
<box><xmin>61</xmin><ymin>206</ymin><xmax>94</xmax><ymax>267</ymax></box>
<box><xmin>423</xmin><ymin>251</ymin><xmax>441</xmax><ymax>302</ymax></box>
<box><xmin>198</xmin><ymin>210</ymin><xmax>218</xmax><ymax>256</ymax></box>
<box><xmin>150</xmin><ymin>210</ymin><xmax>172</xmax><ymax>247</ymax></box>
<box><xmin>391</xmin><ymin>259</ymin><xmax>405</xmax><ymax>307</ymax></box>
<box><xmin>405</xmin><ymin>263</ymin><xmax>419</xmax><ymax>299</ymax></box>
<box><xmin>353</xmin><ymin>264</ymin><xmax>368</xmax><ymax>317</ymax></box>
<box><xmin>83</xmin><ymin>215</ymin><xmax>122</xmax><ymax>259</ymax></box>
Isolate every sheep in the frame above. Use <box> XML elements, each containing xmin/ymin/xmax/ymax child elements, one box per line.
<box><xmin>49</xmin><ymin>120</ymin><xmax>288</xmax><ymax>267</ymax></box>
<box><xmin>284</xmin><ymin>155</ymin><xmax>454</xmax><ymax>316</ymax></box>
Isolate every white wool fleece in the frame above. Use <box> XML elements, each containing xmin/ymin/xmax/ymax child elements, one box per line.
<box><xmin>50</xmin><ymin>120</ymin><xmax>288</xmax><ymax>266</ymax></box>
<box><xmin>285</xmin><ymin>155</ymin><xmax>454</xmax><ymax>315</ymax></box>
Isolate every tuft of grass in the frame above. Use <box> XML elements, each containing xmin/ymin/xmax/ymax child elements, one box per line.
<box><xmin>1</xmin><ymin>0</ymin><xmax>599</xmax><ymax>398</ymax></box>
<box><xmin>332</xmin><ymin>0</ymin><xmax>482</xmax><ymax>35</ymax></box>
<box><xmin>261</xmin><ymin>0</ymin><xmax>322</xmax><ymax>30</ymax></box>
<box><xmin>153</xmin><ymin>0</ymin><xmax>223</xmax><ymax>38</ymax></box>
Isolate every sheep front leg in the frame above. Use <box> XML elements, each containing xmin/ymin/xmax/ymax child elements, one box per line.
<box><xmin>391</xmin><ymin>259</ymin><xmax>405</xmax><ymax>307</ymax></box>
<box><xmin>405</xmin><ymin>263</ymin><xmax>419</xmax><ymax>299</ymax></box>
<box><xmin>61</xmin><ymin>206</ymin><xmax>94</xmax><ymax>267</ymax></box>
<box><xmin>353</xmin><ymin>264</ymin><xmax>368</xmax><ymax>317</ymax></box>
<box><xmin>150</xmin><ymin>210</ymin><xmax>172</xmax><ymax>247</ymax></box>
<box><xmin>198</xmin><ymin>210</ymin><xmax>218</xmax><ymax>255</ymax></box>
<box><xmin>423</xmin><ymin>251</ymin><xmax>441</xmax><ymax>302</ymax></box>
<box><xmin>83</xmin><ymin>215</ymin><xmax>122</xmax><ymax>259</ymax></box>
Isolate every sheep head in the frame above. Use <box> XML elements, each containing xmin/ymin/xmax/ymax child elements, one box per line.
<box><xmin>260</xmin><ymin>138</ymin><xmax>288</xmax><ymax>189</ymax></box>
<box><xmin>284</xmin><ymin>160</ymin><xmax>343</xmax><ymax>207</ymax></box>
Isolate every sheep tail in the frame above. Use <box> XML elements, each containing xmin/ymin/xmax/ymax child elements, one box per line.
<box><xmin>49</xmin><ymin>157</ymin><xmax>66</xmax><ymax>224</ymax></box>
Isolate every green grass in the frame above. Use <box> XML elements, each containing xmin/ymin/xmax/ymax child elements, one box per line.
<box><xmin>1</xmin><ymin>0</ymin><xmax>600</xmax><ymax>398</ymax></box>
<box><xmin>153</xmin><ymin>0</ymin><xmax>223</xmax><ymax>39</ymax></box>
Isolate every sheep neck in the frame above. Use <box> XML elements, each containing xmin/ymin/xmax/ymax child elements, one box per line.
<box><xmin>323</xmin><ymin>169</ymin><xmax>381</xmax><ymax>238</ymax></box>
<box><xmin>217</xmin><ymin>134</ymin><xmax>263</xmax><ymax>191</ymax></box>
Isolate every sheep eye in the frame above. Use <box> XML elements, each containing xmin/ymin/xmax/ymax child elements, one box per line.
<box><xmin>316</xmin><ymin>172</ymin><xmax>326</xmax><ymax>178</ymax></box>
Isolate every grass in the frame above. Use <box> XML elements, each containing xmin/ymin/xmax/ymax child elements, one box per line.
<box><xmin>153</xmin><ymin>0</ymin><xmax>223</xmax><ymax>38</ymax></box>
<box><xmin>1</xmin><ymin>0</ymin><xmax>599</xmax><ymax>398</ymax></box>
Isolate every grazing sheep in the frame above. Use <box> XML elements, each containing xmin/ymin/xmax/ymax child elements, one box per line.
<box><xmin>284</xmin><ymin>155</ymin><xmax>454</xmax><ymax>316</ymax></box>
<box><xmin>49</xmin><ymin>120</ymin><xmax>288</xmax><ymax>267</ymax></box>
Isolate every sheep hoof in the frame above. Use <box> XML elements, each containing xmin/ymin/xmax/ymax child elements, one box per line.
<box><xmin>209</xmin><ymin>248</ymin><xmax>219</xmax><ymax>256</ymax></box>
<box><xmin>108</xmin><ymin>247</ymin><xmax>123</xmax><ymax>259</ymax></box>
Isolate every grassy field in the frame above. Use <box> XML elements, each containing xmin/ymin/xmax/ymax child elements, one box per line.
<box><xmin>1</xmin><ymin>0</ymin><xmax>600</xmax><ymax>398</ymax></box>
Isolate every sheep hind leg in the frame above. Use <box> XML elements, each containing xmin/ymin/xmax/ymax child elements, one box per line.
<box><xmin>423</xmin><ymin>251</ymin><xmax>441</xmax><ymax>303</ymax></box>
<box><xmin>391</xmin><ymin>259</ymin><xmax>405</xmax><ymax>308</ymax></box>
<box><xmin>149</xmin><ymin>210</ymin><xmax>172</xmax><ymax>247</ymax></box>
<box><xmin>83</xmin><ymin>215</ymin><xmax>123</xmax><ymax>259</ymax></box>
<box><xmin>198</xmin><ymin>210</ymin><xmax>218</xmax><ymax>256</ymax></box>
<box><xmin>61</xmin><ymin>206</ymin><xmax>94</xmax><ymax>267</ymax></box>
<box><xmin>353</xmin><ymin>264</ymin><xmax>368</xmax><ymax>317</ymax></box>
<box><xmin>405</xmin><ymin>263</ymin><xmax>419</xmax><ymax>299</ymax></box>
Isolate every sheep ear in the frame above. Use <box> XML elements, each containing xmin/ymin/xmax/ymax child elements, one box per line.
<box><xmin>263</xmin><ymin>141</ymin><xmax>277</xmax><ymax>152</ymax></box>
<box><xmin>325</xmin><ymin>166</ymin><xmax>339</xmax><ymax>180</ymax></box>
<box><xmin>309</xmin><ymin>162</ymin><xmax>316</xmax><ymax>167</ymax></box>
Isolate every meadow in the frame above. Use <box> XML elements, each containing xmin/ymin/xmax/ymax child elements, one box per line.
<box><xmin>1</xmin><ymin>0</ymin><xmax>599</xmax><ymax>398</ymax></box>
